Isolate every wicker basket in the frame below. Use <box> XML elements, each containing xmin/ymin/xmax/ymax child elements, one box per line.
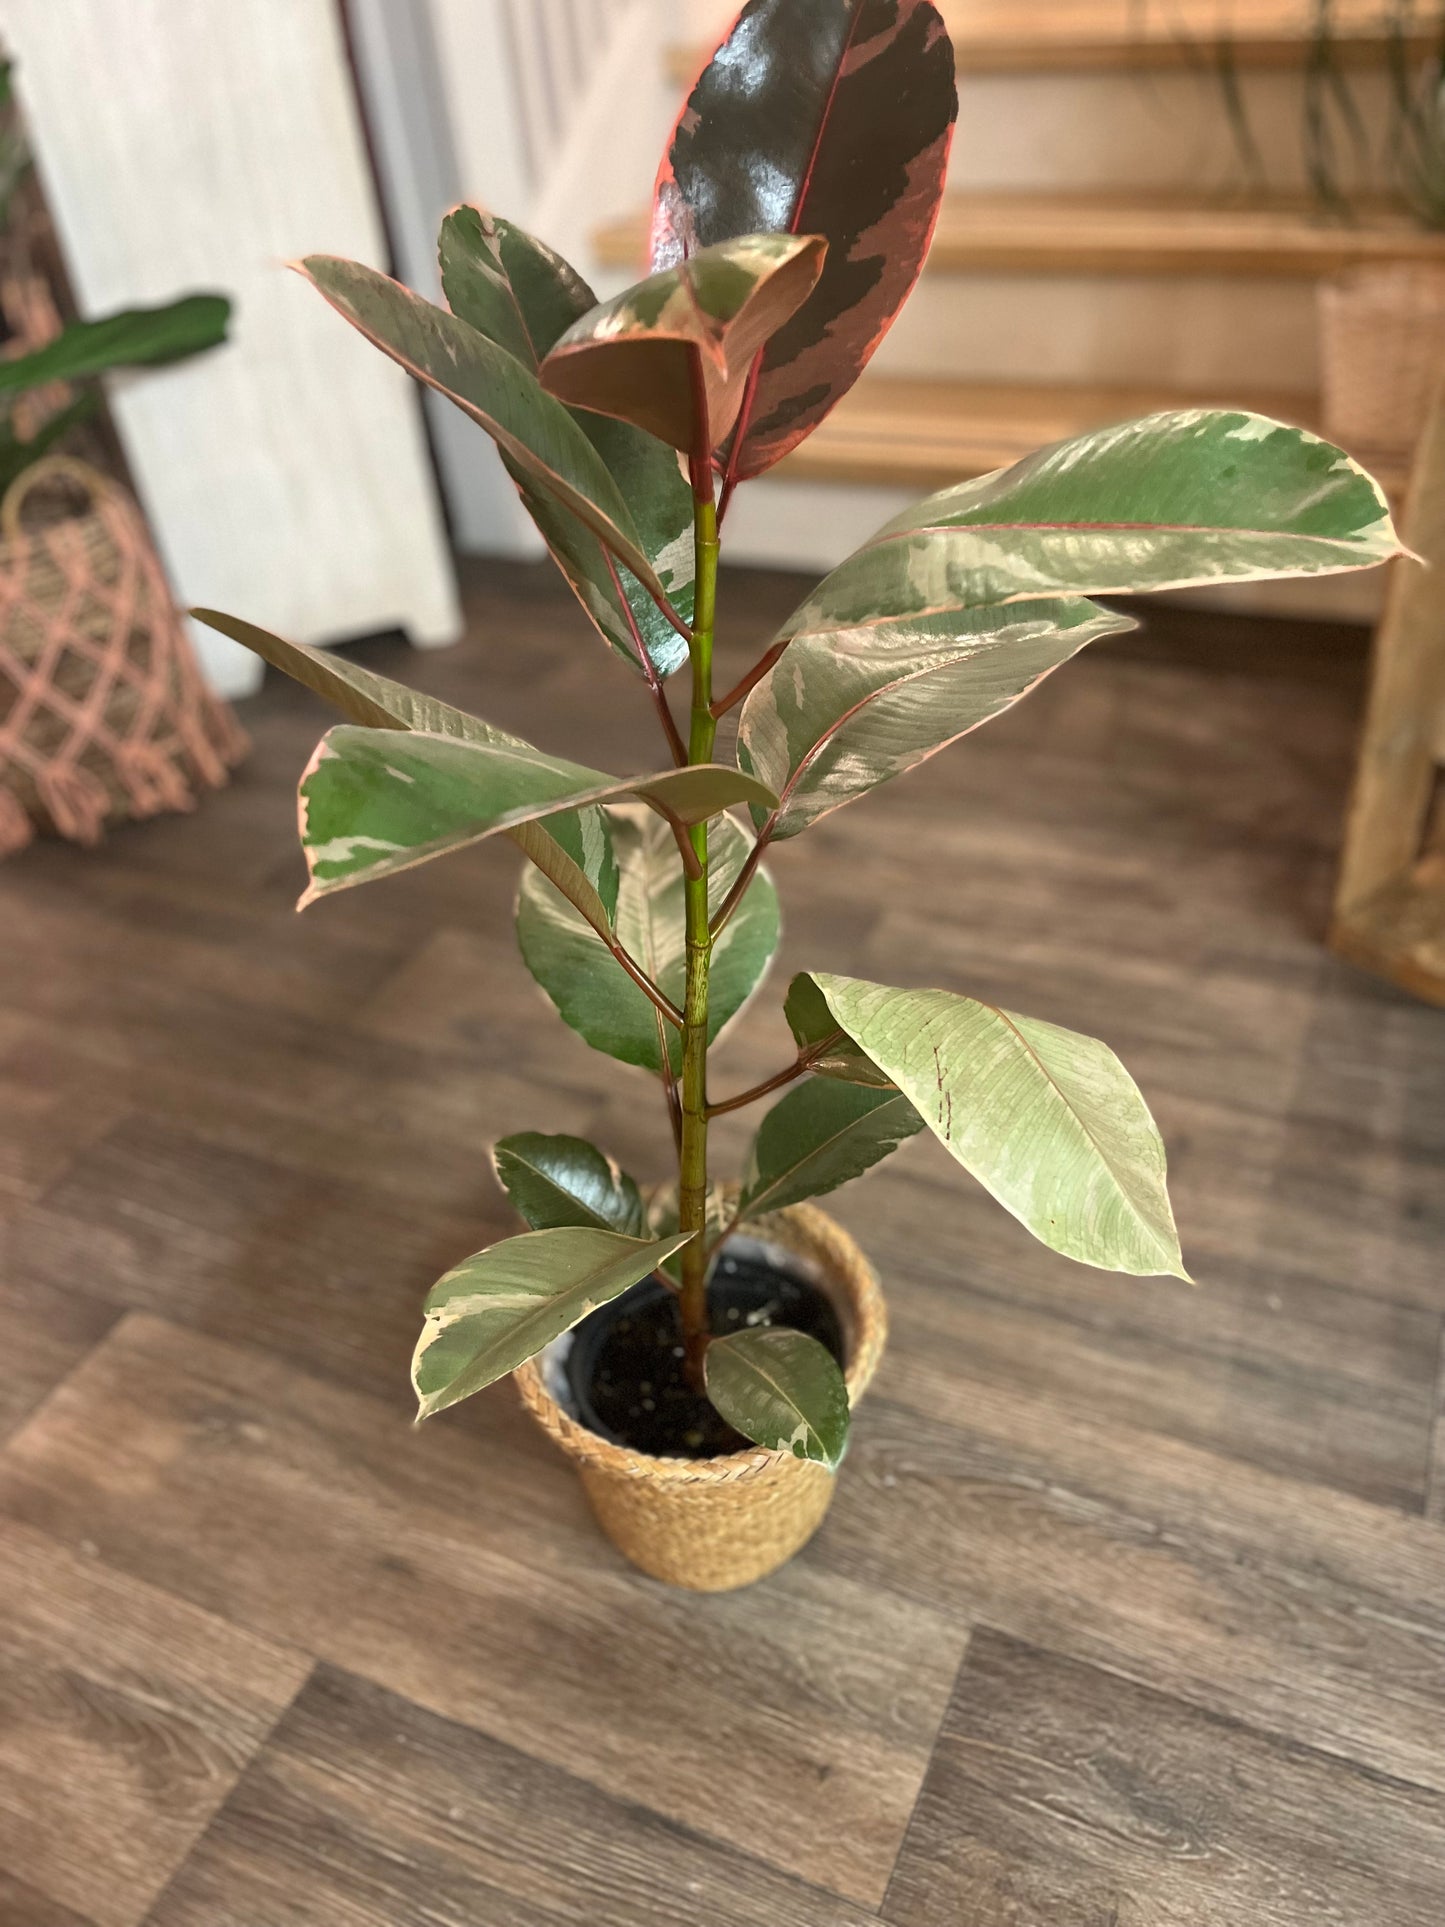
<box><xmin>0</xmin><ymin>455</ymin><xmax>247</xmax><ymax>854</ymax></box>
<box><xmin>514</xmin><ymin>1202</ymin><xmax>886</xmax><ymax>1592</ymax></box>
<box><xmin>1319</xmin><ymin>266</ymin><xmax>1445</xmax><ymax>461</ymax></box>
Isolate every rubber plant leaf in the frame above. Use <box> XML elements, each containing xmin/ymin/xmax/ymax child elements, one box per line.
<box><xmin>735</xmin><ymin>1078</ymin><xmax>924</xmax><ymax>1221</ymax></box>
<box><xmin>738</xmin><ymin>597</ymin><xmax>1136</xmax><ymax>840</ymax></box>
<box><xmin>412</xmin><ymin>1226</ymin><xmax>689</xmax><ymax>1419</ymax></box>
<box><xmin>704</xmin><ymin>1327</ymin><xmax>850</xmax><ymax>1469</ymax></box>
<box><xmin>517</xmin><ymin>803</ymin><xmax>779</xmax><ymax>1075</ymax></box>
<box><xmin>780</xmin><ymin>411</ymin><xmax>1404</xmax><ymax>638</ymax></box>
<box><xmin>191</xmin><ymin>610</ymin><xmax>619</xmax><ymax>937</ymax></box>
<box><xmin>806</xmin><ymin>973</ymin><xmax>1190</xmax><ymax>1280</ymax></box>
<box><xmin>0</xmin><ymin>291</ymin><xmax>230</xmax><ymax>397</ymax></box>
<box><xmin>295</xmin><ymin>255</ymin><xmax>678</xmax><ymax>624</ymax></box>
<box><xmin>298</xmin><ymin>726</ymin><xmax>777</xmax><ymax>906</ymax></box>
<box><xmin>492</xmin><ymin>1132</ymin><xmax>647</xmax><ymax>1237</ymax></box>
<box><xmin>783</xmin><ymin>973</ymin><xmax>896</xmax><ymax>1089</ymax></box>
<box><xmin>540</xmin><ymin>233</ymin><xmax>825</xmax><ymax>455</ymax></box>
<box><xmin>651</xmin><ymin>0</ymin><xmax>957</xmax><ymax>485</ymax></box>
<box><xmin>439</xmin><ymin>207</ymin><xmax>693</xmax><ymax>679</ymax></box>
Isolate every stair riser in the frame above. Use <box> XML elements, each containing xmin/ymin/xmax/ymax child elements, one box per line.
<box><xmin>872</xmin><ymin>273</ymin><xmax>1322</xmax><ymax>391</ymax></box>
<box><xmin>953</xmin><ymin>69</ymin><xmax>1397</xmax><ymax>194</ymax></box>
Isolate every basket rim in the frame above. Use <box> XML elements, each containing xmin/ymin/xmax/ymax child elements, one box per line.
<box><xmin>513</xmin><ymin>1200</ymin><xmax>885</xmax><ymax>1487</ymax></box>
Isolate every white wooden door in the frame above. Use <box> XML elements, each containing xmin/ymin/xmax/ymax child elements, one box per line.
<box><xmin>5</xmin><ymin>0</ymin><xmax>462</xmax><ymax>695</ymax></box>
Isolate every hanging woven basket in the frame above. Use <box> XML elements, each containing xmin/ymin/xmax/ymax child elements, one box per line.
<box><xmin>0</xmin><ymin>455</ymin><xmax>247</xmax><ymax>856</ymax></box>
<box><xmin>1319</xmin><ymin>266</ymin><xmax>1445</xmax><ymax>463</ymax></box>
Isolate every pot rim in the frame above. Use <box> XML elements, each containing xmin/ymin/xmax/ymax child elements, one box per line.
<box><xmin>513</xmin><ymin>1200</ymin><xmax>885</xmax><ymax>1487</ymax></box>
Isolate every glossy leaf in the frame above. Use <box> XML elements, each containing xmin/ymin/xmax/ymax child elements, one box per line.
<box><xmin>412</xmin><ymin>1226</ymin><xmax>689</xmax><ymax>1418</ymax></box>
<box><xmin>782</xmin><ymin>411</ymin><xmax>1404</xmax><ymax>638</ymax></box>
<box><xmin>192</xmin><ymin>610</ymin><xmax>619</xmax><ymax>936</ymax></box>
<box><xmin>737</xmin><ymin>1078</ymin><xmax>924</xmax><ymax>1221</ymax></box>
<box><xmin>296</xmin><ymin>254</ymin><xmax>676</xmax><ymax>619</ymax></box>
<box><xmin>517</xmin><ymin>804</ymin><xmax>780</xmax><ymax>1075</ymax></box>
<box><xmin>540</xmin><ymin>233</ymin><xmax>825</xmax><ymax>455</ymax></box>
<box><xmin>297</xmin><ymin>726</ymin><xmax>776</xmax><ymax>906</ymax></box>
<box><xmin>439</xmin><ymin>208</ymin><xmax>693</xmax><ymax>679</ymax></box>
<box><xmin>738</xmin><ymin>598</ymin><xmax>1136</xmax><ymax>840</ymax></box>
<box><xmin>0</xmin><ymin>292</ymin><xmax>230</xmax><ymax>398</ymax></box>
<box><xmin>652</xmin><ymin>0</ymin><xmax>957</xmax><ymax>484</ymax></box>
<box><xmin>783</xmin><ymin>973</ymin><xmax>895</xmax><ymax>1089</ymax></box>
<box><xmin>492</xmin><ymin>1132</ymin><xmax>646</xmax><ymax>1236</ymax></box>
<box><xmin>704</xmin><ymin>1327</ymin><xmax>850</xmax><ymax>1469</ymax></box>
<box><xmin>808</xmin><ymin>973</ymin><xmax>1189</xmax><ymax>1279</ymax></box>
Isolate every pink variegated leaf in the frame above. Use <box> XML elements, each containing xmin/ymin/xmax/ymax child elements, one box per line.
<box><xmin>651</xmin><ymin>0</ymin><xmax>957</xmax><ymax>488</ymax></box>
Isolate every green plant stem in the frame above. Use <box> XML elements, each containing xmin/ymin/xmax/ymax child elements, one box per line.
<box><xmin>677</xmin><ymin>487</ymin><xmax>719</xmax><ymax>1390</ymax></box>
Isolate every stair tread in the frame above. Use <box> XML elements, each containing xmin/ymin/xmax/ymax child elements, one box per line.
<box><xmin>594</xmin><ymin>190</ymin><xmax>1445</xmax><ymax>280</ymax></box>
<box><xmin>769</xmin><ymin>374</ymin><xmax>1403</xmax><ymax>493</ymax></box>
<box><xmin>671</xmin><ymin>2</ymin><xmax>1431</xmax><ymax>81</ymax></box>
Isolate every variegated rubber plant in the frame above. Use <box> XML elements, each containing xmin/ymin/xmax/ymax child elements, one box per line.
<box><xmin>196</xmin><ymin>0</ymin><xmax>1404</xmax><ymax>1472</ymax></box>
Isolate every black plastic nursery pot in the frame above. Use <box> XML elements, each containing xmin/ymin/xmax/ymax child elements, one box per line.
<box><xmin>513</xmin><ymin>1203</ymin><xmax>885</xmax><ymax>1591</ymax></box>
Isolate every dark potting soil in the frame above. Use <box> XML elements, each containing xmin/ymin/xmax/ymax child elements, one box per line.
<box><xmin>564</xmin><ymin>1246</ymin><xmax>845</xmax><ymax>1459</ymax></box>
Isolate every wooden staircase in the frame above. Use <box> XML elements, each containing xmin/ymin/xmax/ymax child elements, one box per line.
<box><xmin>594</xmin><ymin>186</ymin><xmax>1436</xmax><ymax>503</ymax></box>
<box><xmin>670</xmin><ymin>1</ymin><xmax>1437</xmax><ymax>81</ymax></box>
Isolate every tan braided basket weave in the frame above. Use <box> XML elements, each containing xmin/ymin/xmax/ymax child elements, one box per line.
<box><xmin>0</xmin><ymin>456</ymin><xmax>247</xmax><ymax>854</ymax></box>
<box><xmin>514</xmin><ymin>1202</ymin><xmax>885</xmax><ymax>1592</ymax></box>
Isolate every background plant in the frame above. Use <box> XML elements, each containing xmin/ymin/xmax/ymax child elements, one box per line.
<box><xmin>0</xmin><ymin>57</ymin><xmax>231</xmax><ymax>492</ymax></box>
<box><xmin>198</xmin><ymin>0</ymin><xmax>1402</xmax><ymax>1470</ymax></box>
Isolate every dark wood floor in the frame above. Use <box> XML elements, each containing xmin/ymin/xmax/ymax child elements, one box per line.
<box><xmin>2</xmin><ymin>556</ymin><xmax>1444</xmax><ymax>1926</ymax></box>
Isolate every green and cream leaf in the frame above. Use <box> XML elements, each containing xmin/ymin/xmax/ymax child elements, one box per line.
<box><xmin>808</xmin><ymin>972</ymin><xmax>1188</xmax><ymax>1279</ymax></box>
<box><xmin>298</xmin><ymin>728</ymin><xmax>776</xmax><ymax>907</ymax></box>
<box><xmin>517</xmin><ymin>805</ymin><xmax>780</xmax><ymax>1075</ymax></box>
<box><xmin>492</xmin><ymin>1132</ymin><xmax>646</xmax><ymax>1236</ymax></box>
<box><xmin>191</xmin><ymin>609</ymin><xmax>619</xmax><ymax>933</ymax></box>
<box><xmin>780</xmin><ymin>411</ymin><xmax>1403</xmax><ymax>639</ymax></box>
<box><xmin>296</xmin><ymin>253</ymin><xmax>676</xmax><ymax>618</ymax></box>
<box><xmin>738</xmin><ymin>597</ymin><xmax>1136</xmax><ymax>838</ymax></box>
<box><xmin>736</xmin><ymin>1079</ymin><xmax>924</xmax><ymax>1221</ymax></box>
<box><xmin>438</xmin><ymin>208</ymin><xmax>693</xmax><ymax>678</ymax></box>
<box><xmin>412</xmin><ymin>1226</ymin><xmax>688</xmax><ymax>1418</ymax></box>
<box><xmin>704</xmin><ymin>1327</ymin><xmax>850</xmax><ymax>1470</ymax></box>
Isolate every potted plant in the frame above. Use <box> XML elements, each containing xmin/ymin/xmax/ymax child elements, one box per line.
<box><xmin>195</xmin><ymin>0</ymin><xmax>1402</xmax><ymax>1591</ymax></box>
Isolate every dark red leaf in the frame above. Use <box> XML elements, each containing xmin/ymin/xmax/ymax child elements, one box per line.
<box><xmin>651</xmin><ymin>0</ymin><xmax>957</xmax><ymax>490</ymax></box>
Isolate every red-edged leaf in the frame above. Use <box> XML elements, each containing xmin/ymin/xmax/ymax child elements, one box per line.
<box><xmin>651</xmin><ymin>0</ymin><xmax>957</xmax><ymax>489</ymax></box>
<box><xmin>539</xmin><ymin>233</ymin><xmax>825</xmax><ymax>455</ymax></box>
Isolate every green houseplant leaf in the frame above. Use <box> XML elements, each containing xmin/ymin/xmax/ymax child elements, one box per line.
<box><xmin>492</xmin><ymin>1132</ymin><xmax>646</xmax><ymax>1237</ymax></box>
<box><xmin>413</xmin><ymin>1226</ymin><xmax>689</xmax><ymax>1418</ymax></box>
<box><xmin>439</xmin><ymin>207</ymin><xmax>693</xmax><ymax>680</ymax></box>
<box><xmin>651</xmin><ymin>0</ymin><xmax>958</xmax><ymax>486</ymax></box>
<box><xmin>736</xmin><ymin>1078</ymin><xmax>924</xmax><ymax>1221</ymax></box>
<box><xmin>783</xmin><ymin>973</ymin><xmax>896</xmax><ymax>1088</ymax></box>
<box><xmin>539</xmin><ymin>233</ymin><xmax>826</xmax><ymax>454</ymax></box>
<box><xmin>780</xmin><ymin>411</ymin><xmax>1404</xmax><ymax>637</ymax></box>
<box><xmin>704</xmin><ymin>1327</ymin><xmax>850</xmax><ymax>1469</ymax></box>
<box><xmin>806</xmin><ymin>972</ymin><xmax>1189</xmax><ymax>1280</ymax></box>
<box><xmin>296</xmin><ymin>254</ymin><xmax>682</xmax><ymax>632</ymax></box>
<box><xmin>297</xmin><ymin>726</ymin><xmax>776</xmax><ymax>905</ymax></box>
<box><xmin>517</xmin><ymin>805</ymin><xmax>780</xmax><ymax>1075</ymax></box>
<box><xmin>191</xmin><ymin>610</ymin><xmax>619</xmax><ymax>936</ymax></box>
<box><xmin>0</xmin><ymin>292</ymin><xmax>230</xmax><ymax>397</ymax></box>
<box><xmin>738</xmin><ymin>597</ymin><xmax>1136</xmax><ymax>839</ymax></box>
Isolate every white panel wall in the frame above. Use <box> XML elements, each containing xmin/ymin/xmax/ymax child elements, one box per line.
<box><xmin>5</xmin><ymin>0</ymin><xmax>462</xmax><ymax>695</ymax></box>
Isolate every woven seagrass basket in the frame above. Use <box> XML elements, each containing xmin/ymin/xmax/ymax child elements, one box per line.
<box><xmin>1319</xmin><ymin>266</ymin><xmax>1445</xmax><ymax>462</ymax></box>
<box><xmin>0</xmin><ymin>455</ymin><xmax>247</xmax><ymax>854</ymax></box>
<box><xmin>514</xmin><ymin>1201</ymin><xmax>885</xmax><ymax>1592</ymax></box>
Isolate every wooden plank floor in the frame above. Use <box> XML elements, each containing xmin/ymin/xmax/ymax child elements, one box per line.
<box><xmin>2</xmin><ymin>558</ymin><xmax>1444</xmax><ymax>1924</ymax></box>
